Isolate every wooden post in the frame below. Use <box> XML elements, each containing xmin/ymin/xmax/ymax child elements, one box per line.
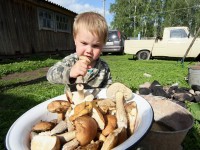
<box><xmin>181</xmin><ymin>27</ymin><xmax>200</xmax><ymax>63</ymax></box>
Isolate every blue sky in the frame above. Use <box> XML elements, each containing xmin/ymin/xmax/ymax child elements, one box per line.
<box><xmin>48</xmin><ymin>0</ymin><xmax>115</xmax><ymax>26</ymax></box>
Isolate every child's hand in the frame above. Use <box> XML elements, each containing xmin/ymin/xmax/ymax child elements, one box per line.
<box><xmin>70</xmin><ymin>56</ymin><xmax>92</xmax><ymax>78</ymax></box>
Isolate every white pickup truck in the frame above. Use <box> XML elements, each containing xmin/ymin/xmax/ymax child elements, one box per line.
<box><xmin>125</xmin><ymin>26</ymin><xmax>200</xmax><ymax>60</ymax></box>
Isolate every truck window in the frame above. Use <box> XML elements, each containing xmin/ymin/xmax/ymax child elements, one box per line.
<box><xmin>170</xmin><ymin>29</ymin><xmax>188</xmax><ymax>38</ymax></box>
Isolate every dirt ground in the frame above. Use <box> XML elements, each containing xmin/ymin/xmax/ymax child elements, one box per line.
<box><xmin>0</xmin><ymin>67</ymin><xmax>49</xmax><ymax>81</ymax></box>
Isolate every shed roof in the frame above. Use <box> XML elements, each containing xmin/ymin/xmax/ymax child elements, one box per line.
<box><xmin>29</xmin><ymin>0</ymin><xmax>77</xmax><ymax>15</ymax></box>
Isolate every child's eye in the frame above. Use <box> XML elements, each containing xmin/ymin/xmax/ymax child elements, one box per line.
<box><xmin>81</xmin><ymin>42</ymin><xmax>87</xmax><ymax>45</ymax></box>
<box><xmin>93</xmin><ymin>45</ymin><xmax>100</xmax><ymax>48</ymax></box>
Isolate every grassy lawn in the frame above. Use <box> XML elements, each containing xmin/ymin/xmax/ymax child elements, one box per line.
<box><xmin>0</xmin><ymin>54</ymin><xmax>199</xmax><ymax>149</ymax></box>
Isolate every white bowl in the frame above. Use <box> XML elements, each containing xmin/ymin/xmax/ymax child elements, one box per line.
<box><xmin>5</xmin><ymin>88</ymin><xmax>153</xmax><ymax>150</ymax></box>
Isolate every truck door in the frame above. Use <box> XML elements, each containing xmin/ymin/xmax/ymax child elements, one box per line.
<box><xmin>165</xmin><ymin>29</ymin><xmax>191</xmax><ymax>57</ymax></box>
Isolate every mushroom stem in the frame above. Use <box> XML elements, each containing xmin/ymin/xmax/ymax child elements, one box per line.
<box><xmin>76</xmin><ymin>81</ymin><xmax>85</xmax><ymax>100</ymax></box>
<box><xmin>65</xmin><ymin>107</ymin><xmax>75</xmax><ymax>132</ymax></box>
<box><xmin>66</xmin><ymin>90</ymin><xmax>73</xmax><ymax>104</ymax></box>
<box><xmin>62</xmin><ymin>138</ymin><xmax>79</xmax><ymax>150</ymax></box>
<box><xmin>57</xmin><ymin>131</ymin><xmax>76</xmax><ymax>143</ymax></box>
<box><xmin>91</xmin><ymin>88</ymin><xmax>101</xmax><ymax>98</ymax></box>
<box><xmin>57</xmin><ymin>112</ymin><xmax>65</xmax><ymax>123</ymax></box>
<box><xmin>50</xmin><ymin>121</ymin><xmax>68</xmax><ymax>135</ymax></box>
<box><xmin>115</xmin><ymin>92</ymin><xmax>128</xmax><ymax>129</ymax></box>
<box><xmin>125</xmin><ymin>101</ymin><xmax>138</xmax><ymax>135</ymax></box>
<box><xmin>75</xmin><ymin>56</ymin><xmax>92</xmax><ymax>100</ymax></box>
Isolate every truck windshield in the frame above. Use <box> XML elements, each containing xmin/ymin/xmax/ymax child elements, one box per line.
<box><xmin>170</xmin><ymin>29</ymin><xmax>188</xmax><ymax>38</ymax></box>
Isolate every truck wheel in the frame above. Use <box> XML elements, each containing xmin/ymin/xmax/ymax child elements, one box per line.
<box><xmin>137</xmin><ymin>51</ymin><xmax>150</xmax><ymax>60</ymax></box>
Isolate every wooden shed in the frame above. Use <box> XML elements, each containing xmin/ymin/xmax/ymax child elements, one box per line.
<box><xmin>0</xmin><ymin>0</ymin><xmax>77</xmax><ymax>58</ymax></box>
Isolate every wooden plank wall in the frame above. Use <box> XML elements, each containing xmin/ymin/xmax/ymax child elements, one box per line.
<box><xmin>0</xmin><ymin>0</ymin><xmax>76</xmax><ymax>57</ymax></box>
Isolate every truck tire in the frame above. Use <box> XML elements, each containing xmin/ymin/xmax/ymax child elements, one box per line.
<box><xmin>137</xmin><ymin>50</ymin><xmax>151</xmax><ymax>60</ymax></box>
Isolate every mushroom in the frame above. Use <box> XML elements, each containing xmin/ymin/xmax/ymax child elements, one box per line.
<box><xmin>76</xmin><ymin>84</ymin><xmax>85</xmax><ymax>101</ymax></box>
<box><xmin>97</xmin><ymin>99</ymin><xmax>116</xmax><ymax>114</ymax></box>
<box><xmin>115</xmin><ymin>92</ymin><xmax>128</xmax><ymax>129</ymax></box>
<box><xmin>65</xmin><ymin>107</ymin><xmax>75</xmax><ymax>131</ymax></box>
<box><xmin>100</xmin><ymin>127</ymin><xmax>123</xmax><ymax>150</ymax></box>
<box><xmin>29</xmin><ymin>131</ymin><xmax>38</xmax><ymax>141</ymax></box>
<box><xmin>31</xmin><ymin>135</ymin><xmax>60</xmax><ymax>150</ymax></box>
<box><xmin>106</xmin><ymin>82</ymin><xmax>133</xmax><ymax>101</ymax></box>
<box><xmin>102</xmin><ymin>115</ymin><xmax>117</xmax><ymax>136</ymax></box>
<box><xmin>91</xmin><ymin>107</ymin><xmax>105</xmax><ymax>130</ymax></box>
<box><xmin>66</xmin><ymin>90</ymin><xmax>73</xmax><ymax>104</ymax></box>
<box><xmin>96</xmin><ymin>132</ymin><xmax>106</xmax><ymax>142</ymax></box>
<box><xmin>125</xmin><ymin>101</ymin><xmax>138</xmax><ymax>135</ymax></box>
<box><xmin>72</xmin><ymin>91</ymin><xmax>84</xmax><ymax>105</ymax></box>
<box><xmin>31</xmin><ymin>121</ymin><xmax>55</xmax><ymax>133</ymax></box>
<box><xmin>50</xmin><ymin>120</ymin><xmax>68</xmax><ymax>135</ymax></box>
<box><xmin>91</xmin><ymin>88</ymin><xmax>101</xmax><ymax>98</ymax></box>
<box><xmin>118</xmin><ymin>127</ymin><xmax>127</xmax><ymax>145</ymax></box>
<box><xmin>62</xmin><ymin>138</ymin><xmax>79</xmax><ymax>150</ymax></box>
<box><xmin>57</xmin><ymin>130</ymin><xmax>76</xmax><ymax>144</ymax></box>
<box><xmin>69</xmin><ymin>101</ymin><xmax>93</xmax><ymax>121</ymax></box>
<box><xmin>83</xmin><ymin>94</ymin><xmax>94</xmax><ymax>102</ymax></box>
<box><xmin>47</xmin><ymin>100</ymin><xmax>71</xmax><ymax>122</ymax></box>
<box><xmin>74</xmin><ymin>115</ymin><xmax>98</xmax><ymax>146</ymax></box>
<box><xmin>76</xmin><ymin>140</ymin><xmax>102</xmax><ymax>150</ymax></box>
<box><xmin>76</xmin><ymin>56</ymin><xmax>92</xmax><ymax>101</ymax></box>
<box><xmin>72</xmin><ymin>92</ymin><xmax>94</xmax><ymax>106</ymax></box>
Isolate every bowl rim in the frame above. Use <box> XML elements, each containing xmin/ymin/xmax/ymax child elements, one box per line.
<box><xmin>5</xmin><ymin>88</ymin><xmax>154</xmax><ymax>150</ymax></box>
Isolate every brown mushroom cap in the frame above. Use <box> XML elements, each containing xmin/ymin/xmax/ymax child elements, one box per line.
<box><xmin>74</xmin><ymin>115</ymin><xmax>98</xmax><ymax>146</ymax></box>
<box><xmin>124</xmin><ymin>101</ymin><xmax>137</xmax><ymax>115</ymax></box>
<box><xmin>70</xmin><ymin>102</ymin><xmax>93</xmax><ymax>121</ymax></box>
<box><xmin>106</xmin><ymin>82</ymin><xmax>133</xmax><ymax>101</ymax></box>
<box><xmin>47</xmin><ymin>100</ymin><xmax>71</xmax><ymax>113</ymax></box>
<box><xmin>97</xmin><ymin>99</ymin><xmax>116</xmax><ymax>114</ymax></box>
<box><xmin>102</xmin><ymin>115</ymin><xmax>117</xmax><ymax>136</ymax></box>
<box><xmin>32</xmin><ymin>121</ymin><xmax>55</xmax><ymax>132</ymax></box>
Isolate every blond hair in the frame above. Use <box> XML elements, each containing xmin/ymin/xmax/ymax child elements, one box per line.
<box><xmin>73</xmin><ymin>12</ymin><xmax>108</xmax><ymax>44</ymax></box>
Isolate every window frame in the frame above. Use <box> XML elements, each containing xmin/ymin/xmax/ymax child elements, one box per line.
<box><xmin>37</xmin><ymin>8</ymin><xmax>71</xmax><ymax>33</ymax></box>
<box><xmin>170</xmin><ymin>29</ymin><xmax>188</xmax><ymax>39</ymax></box>
<box><xmin>38</xmin><ymin>8</ymin><xmax>54</xmax><ymax>31</ymax></box>
<box><xmin>55</xmin><ymin>13</ymin><xmax>71</xmax><ymax>33</ymax></box>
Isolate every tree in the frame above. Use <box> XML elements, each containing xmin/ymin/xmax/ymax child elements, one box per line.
<box><xmin>110</xmin><ymin>0</ymin><xmax>200</xmax><ymax>37</ymax></box>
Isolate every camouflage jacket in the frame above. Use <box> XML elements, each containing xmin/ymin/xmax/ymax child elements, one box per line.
<box><xmin>46</xmin><ymin>53</ymin><xmax>112</xmax><ymax>91</ymax></box>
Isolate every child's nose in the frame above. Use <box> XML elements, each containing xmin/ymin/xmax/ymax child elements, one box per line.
<box><xmin>86</xmin><ymin>46</ymin><xmax>92</xmax><ymax>52</ymax></box>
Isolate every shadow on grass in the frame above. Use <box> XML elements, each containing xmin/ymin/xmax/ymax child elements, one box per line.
<box><xmin>130</xmin><ymin>87</ymin><xmax>138</xmax><ymax>93</ymax></box>
<box><xmin>0</xmin><ymin>92</ymin><xmax>41</xmax><ymax>149</ymax></box>
<box><xmin>127</xmin><ymin>55</ymin><xmax>198</xmax><ymax>62</ymax></box>
<box><xmin>182</xmin><ymin>123</ymin><xmax>200</xmax><ymax>149</ymax></box>
<box><xmin>0</xmin><ymin>52</ymin><xmax>68</xmax><ymax>65</ymax></box>
<box><xmin>0</xmin><ymin>76</ymin><xmax>46</xmax><ymax>92</ymax></box>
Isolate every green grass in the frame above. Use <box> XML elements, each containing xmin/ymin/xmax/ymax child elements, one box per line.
<box><xmin>0</xmin><ymin>55</ymin><xmax>60</xmax><ymax>78</ymax></box>
<box><xmin>0</xmin><ymin>54</ymin><xmax>199</xmax><ymax>149</ymax></box>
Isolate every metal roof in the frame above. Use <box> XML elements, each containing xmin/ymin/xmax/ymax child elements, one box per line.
<box><xmin>42</xmin><ymin>0</ymin><xmax>77</xmax><ymax>15</ymax></box>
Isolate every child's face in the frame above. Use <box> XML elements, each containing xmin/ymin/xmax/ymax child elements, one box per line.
<box><xmin>74</xmin><ymin>28</ymin><xmax>104</xmax><ymax>62</ymax></box>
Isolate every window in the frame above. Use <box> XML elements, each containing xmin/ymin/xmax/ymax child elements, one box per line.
<box><xmin>56</xmin><ymin>14</ymin><xmax>71</xmax><ymax>32</ymax></box>
<box><xmin>38</xmin><ymin>9</ymin><xmax>54</xmax><ymax>30</ymax></box>
<box><xmin>38</xmin><ymin>8</ymin><xmax>71</xmax><ymax>33</ymax></box>
<box><xmin>170</xmin><ymin>29</ymin><xmax>188</xmax><ymax>38</ymax></box>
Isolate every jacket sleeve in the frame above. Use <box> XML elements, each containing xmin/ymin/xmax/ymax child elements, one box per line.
<box><xmin>46</xmin><ymin>55</ymin><xmax>76</xmax><ymax>84</ymax></box>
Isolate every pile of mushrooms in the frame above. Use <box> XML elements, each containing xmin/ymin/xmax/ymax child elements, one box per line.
<box><xmin>30</xmin><ymin>82</ymin><xmax>138</xmax><ymax>150</ymax></box>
